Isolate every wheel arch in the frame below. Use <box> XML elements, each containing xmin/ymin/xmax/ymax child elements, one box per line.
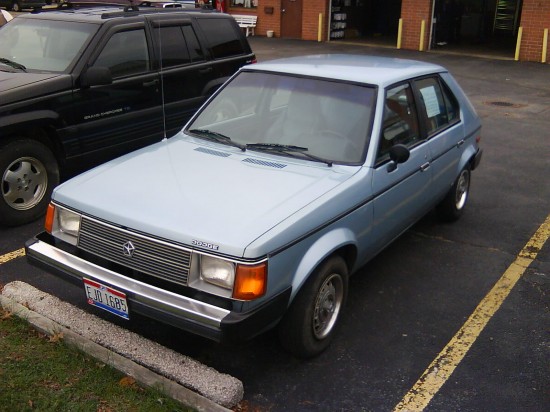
<box><xmin>0</xmin><ymin>115</ymin><xmax>65</xmax><ymax>170</ymax></box>
<box><xmin>288</xmin><ymin>228</ymin><xmax>357</xmax><ymax>303</ymax></box>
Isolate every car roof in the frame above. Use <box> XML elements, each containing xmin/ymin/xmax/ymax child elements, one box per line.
<box><xmin>16</xmin><ymin>5</ymin><xmax>217</xmax><ymax>24</ymax></box>
<box><xmin>247</xmin><ymin>54</ymin><xmax>447</xmax><ymax>88</ymax></box>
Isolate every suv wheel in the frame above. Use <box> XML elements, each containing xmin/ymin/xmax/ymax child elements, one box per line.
<box><xmin>278</xmin><ymin>256</ymin><xmax>348</xmax><ymax>358</ymax></box>
<box><xmin>12</xmin><ymin>1</ymin><xmax>21</xmax><ymax>12</ymax></box>
<box><xmin>0</xmin><ymin>139</ymin><xmax>60</xmax><ymax>227</ymax></box>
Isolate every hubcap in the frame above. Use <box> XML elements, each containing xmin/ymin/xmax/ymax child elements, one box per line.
<box><xmin>312</xmin><ymin>273</ymin><xmax>344</xmax><ymax>340</ymax></box>
<box><xmin>455</xmin><ymin>169</ymin><xmax>470</xmax><ymax>210</ymax></box>
<box><xmin>2</xmin><ymin>157</ymin><xmax>48</xmax><ymax>211</ymax></box>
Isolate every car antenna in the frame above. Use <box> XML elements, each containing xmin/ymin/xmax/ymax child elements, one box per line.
<box><xmin>156</xmin><ymin>19</ymin><xmax>168</xmax><ymax>139</ymax></box>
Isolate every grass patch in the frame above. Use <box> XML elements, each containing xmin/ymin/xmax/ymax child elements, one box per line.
<box><xmin>0</xmin><ymin>307</ymin><xmax>194</xmax><ymax>412</ymax></box>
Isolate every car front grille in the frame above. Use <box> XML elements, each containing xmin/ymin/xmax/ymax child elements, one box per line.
<box><xmin>78</xmin><ymin>217</ymin><xmax>191</xmax><ymax>286</ymax></box>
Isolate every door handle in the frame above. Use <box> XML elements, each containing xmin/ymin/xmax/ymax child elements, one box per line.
<box><xmin>456</xmin><ymin>139</ymin><xmax>465</xmax><ymax>147</ymax></box>
<box><xmin>420</xmin><ymin>162</ymin><xmax>430</xmax><ymax>172</ymax></box>
<box><xmin>199</xmin><ymin>67</ymin><xmax>213</xmax><ymax>74</ymax></box>
<box><xmin>142</xmin><ymin>79</ymin><xmax>158</xmax><ymax>87</ymax></box>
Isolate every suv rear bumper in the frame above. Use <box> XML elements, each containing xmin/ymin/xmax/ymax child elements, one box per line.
<box><xmin>26</xmin><ymin>234</ymin><xmax>290</xmax><ymax>343</ymax></box>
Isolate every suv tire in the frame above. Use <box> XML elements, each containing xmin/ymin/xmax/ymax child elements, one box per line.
<box><xmin>0</xmin><ymin>139</ymin><xmax>60</xmax><ymax>226</ymax></box>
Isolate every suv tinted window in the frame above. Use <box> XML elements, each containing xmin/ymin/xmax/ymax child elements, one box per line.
<box><xmin>93</xmin><ymin>29</ymin><xmax>149</xmax><ymax>78</ymax></box>
<box><xmin>196</xmin><ymin>18</ymin><xmax>244</xmax><ymax>59</ymax></box>
<box><xmin>155</xmin><ymin>25</ymin><xmax>204</xmax><ymax>67</ymax></box>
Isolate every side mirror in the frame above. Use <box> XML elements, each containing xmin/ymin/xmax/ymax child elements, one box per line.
<box><xmin>80</xmin><ymin>66</ymin><xmax>112</xmax><ymax>88</ymax></box>
<box><xmin>387</xmin><ymin>144</ymin><xmax>410</xmax><ymax>172</ymax></box>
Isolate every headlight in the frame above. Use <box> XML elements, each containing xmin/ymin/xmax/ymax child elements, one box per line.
<box><xmin>200</xmin><ymin>255</ymin><xmax>235</xmax><ymax>290</ymax></box>
<box><xmin>46</xmin><ymin>204</ymin><xmax>81</xmax><ymax>245</ymax></box>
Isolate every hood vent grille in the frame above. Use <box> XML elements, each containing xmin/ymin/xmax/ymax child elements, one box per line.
<box><xmin>242</xmin><ymin>158</ymin><xmax>287</xmax><ymax>169</ymax></box>
<box><xmin>194</xmin><ymin>147</ymin><xmax>231</xmax><ymax>157</ymax></box>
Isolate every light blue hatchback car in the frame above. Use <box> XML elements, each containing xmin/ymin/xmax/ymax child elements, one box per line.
<box><xmin>27</xmin><ymin>55</ymin><xmax>482</xmax><ymax>358</ymax></box>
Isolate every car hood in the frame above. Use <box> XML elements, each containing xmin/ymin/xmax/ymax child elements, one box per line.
<box><xmin>53</xmin><ymin>134</ymin><xmax>358</xmax><ymax>257</ymax></box>
<box><xmin>0</xmin><ymin>72</ymin><xmax>70</xmax><ymax>103</ymax></box>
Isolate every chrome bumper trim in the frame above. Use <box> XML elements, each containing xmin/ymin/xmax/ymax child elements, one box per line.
<box><xmin>27</xmin><ymin>239</ymin><xmax>230</xmax><ymax>328</ymax></box>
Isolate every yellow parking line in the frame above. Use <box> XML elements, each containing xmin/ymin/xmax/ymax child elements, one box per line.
<box><xmin>0</xmin><ymin>248</ymin><xmax>26</xmax><ymax>265</ymax></box>
<box><xmin>394</xmin><ymin>214</ymin><xmax>550</xmax><ymax>412</ymax></box>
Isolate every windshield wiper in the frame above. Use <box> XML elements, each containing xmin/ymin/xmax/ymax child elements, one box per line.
<box><xmin>246</xmin><ymin>143</ymin><xmax>333</xmax><ymax>167</ymax></box>
<box><xmin>188</xmin><ymin>129</ymin><xmax>246</xmax><ymax>151</ymax></box>
<box><xmin>0</xmin><ymin>58</ymin><xmax>27</xmax><ymax>72</ymax></box>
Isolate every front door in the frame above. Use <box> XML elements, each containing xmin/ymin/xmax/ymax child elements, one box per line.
<box><xmin>281</xmin><ymin>0</ymin><xmax>303</xmax><ymax>39</ymax></box>
<box><xmin>70</xmin><ymin>26</ymin><xmax>162</xmax><ymax>164</ymax></box>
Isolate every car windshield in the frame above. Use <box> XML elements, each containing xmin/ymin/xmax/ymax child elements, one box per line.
<box><xmin>187</xmin><ymin>71</ymin><xmax>376</xmax><ymax>164</ymax></box>
<box><xmin>0</xmin><ymin>18</ymin><xmax>97</xmax><ymax>73</ymax></box>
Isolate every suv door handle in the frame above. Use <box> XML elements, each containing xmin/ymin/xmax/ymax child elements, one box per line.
<box><xmin>199</xmin><ymin>67</ymin><xmax>213</xmax><ymax>74</ymax></box>
<box><xmin>143</xmin><ymin>79</ymin><xmax>159</xmax><ymax>87</ymax></box>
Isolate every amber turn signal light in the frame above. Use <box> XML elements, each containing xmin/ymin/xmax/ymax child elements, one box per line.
<box><xmin>233</xmin><ymin>262</ymin><xmax>267</xmax><ymax>300</ymax></box>
<box><xmin>45</xmin><ymin>203</ymin><xmax>55</xmax><ymax>233</ymax></box>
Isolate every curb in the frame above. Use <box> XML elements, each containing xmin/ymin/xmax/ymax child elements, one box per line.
<box><xmin>0</xmin><ymin>283</ymin><xmax>236</xmax><ymax>412</ymax></box>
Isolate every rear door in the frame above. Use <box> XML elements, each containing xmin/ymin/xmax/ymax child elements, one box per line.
<box><xmin>413</xmin><ymin>75</ymin><xmax>463</xmax><ymax>201</ymax></box>
<box><xmin>70</xmin><ymin>22</ymin><xmax>163</xmax><ymax>163</ymax></box>
<box><xmin>149</xmin><ymin>16</ymin><xmax>215</xmax><ymax>137</ymax></box>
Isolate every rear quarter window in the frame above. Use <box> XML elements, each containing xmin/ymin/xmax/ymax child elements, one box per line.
<box><xmin>196</xmin><ymin>18</ymin><xmax>245</xmax><ymax>59</ymax></box>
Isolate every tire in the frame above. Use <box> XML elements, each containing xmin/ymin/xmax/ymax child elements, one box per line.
<box><xmin>12</xmin><ymin>1</ymin><xmax>21</xmax><ymax>12</ymax></box>
<box><xmin>437</xmin><ymin>166</ymin><xmax>471</xmax><ymax>222</ymax></box>
<box><xmin>0</xmin><ymin>139</ymin><xmax>60</xmax><ymax>227</ymax></box>
<box><xmin>278</xmin><ymin>256</ymin><xmax>348</xmax><ymax>358</ymax></box>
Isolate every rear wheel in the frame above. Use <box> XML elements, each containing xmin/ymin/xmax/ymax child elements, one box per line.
<box><xmin>0</xmin><ymin>139</ymin><xmax>59</xmax><ymax>227</ymax></box>
<box><xmin>12</xmin><ymin>1</ymin><xmax>21</xmax><ymax>12</ymax></box>
<box><xmin>437</xmin><ymin>166</ymin><xmax>471</xmax><ymax>222</ymax></box>
<box><xmin>278</xmin><ymin>256</ymin><xmax>348</xmax><ymax>358</ymax></box>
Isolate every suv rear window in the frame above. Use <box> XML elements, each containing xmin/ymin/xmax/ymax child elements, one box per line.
<box><xmin>196</xmin><ymin>18</ymin><xmax>244</xmax><ymax>59</ymax></box>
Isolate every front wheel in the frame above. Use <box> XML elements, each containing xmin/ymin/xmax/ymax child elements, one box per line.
<box><xmin>11</xmin><ymin>1</ymin><xmax>21</xmax><ymax>12</ymax></box>
<box><xmin>0</xmin><ymin>139</ymin><xmax>60</xmax><ymax>227</ymax></box>
<box><xmin>437</xmin><ymin>166</ymin><xmax>471</xmax><ymax>222</ymax></box>
<box><xmin>278</xmin><ymin>256</ymin><xmax>348</xmax><ymax>358</ymax></box>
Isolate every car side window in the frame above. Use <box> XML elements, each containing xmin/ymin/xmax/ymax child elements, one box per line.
<box><xmin>154</xmin><ymin>25</ymin><xmax>204</xmax><ymax>67</ymax></box>
<box><xmin>196</xmin><ymin>18</ymin><xmax>244</xmax><ymax>58</ymax></box>
<box><xmin>93</xmin><ymin>29</ymin><xmax>149</xmax><ymax>78</ymax></box>
<box><xmin>415</xmin><ymin>76</ymin><xmax>460</xmax><ymax>135</ymax></box>
<box><xmin>377</xmin><ymin>83</ymin><xmax>420</xmax><ymax>162</ymax></box>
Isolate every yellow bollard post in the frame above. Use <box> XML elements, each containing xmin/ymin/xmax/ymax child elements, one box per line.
<box><xmin>318</xmin><ymin>13</ymin><xmax>323</xmax><ymax>42</ymax></box>
<box><xmin>542</xmin><ymin>28</ymin><xmax>548</xmax><ymax>63</ymax></box>
<box><xmin>397</xmin><ymin>18</ymin><xmax>403</xmax><ymax>49</ymax></box>
<box><xmin>419</xmin><ymin>20</ymin><xmax>426</xmax><ymax>51</ymax></box>
<box><xmin>515</xmin><ymin>26</ymin><xmax>523</xmax><ymax>61</ymax></box>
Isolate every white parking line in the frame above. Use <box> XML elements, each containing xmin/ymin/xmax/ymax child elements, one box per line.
<box><xmin>394</xmin><ymin>214</ymin><xmax>550</xmax><ymax>411</ymax></box>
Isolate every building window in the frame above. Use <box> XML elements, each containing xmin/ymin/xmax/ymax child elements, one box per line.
<box><xmin>230</xmin><ymin>0</ymin><xmax>257</xmax><ymax>8</ymax></box>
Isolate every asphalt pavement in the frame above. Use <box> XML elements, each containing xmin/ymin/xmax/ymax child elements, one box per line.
<box><xmin>1</xmin><ymin>36</ymin><xmax>549</xmax><ymax>411</ymax></box>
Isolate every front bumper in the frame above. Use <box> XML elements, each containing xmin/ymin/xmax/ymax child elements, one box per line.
<box><xmin>26</xmin><ymin>233</ymin><xmax>291</xmax><ymax>343</ymax></box>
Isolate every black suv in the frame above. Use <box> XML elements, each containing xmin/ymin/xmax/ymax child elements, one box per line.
<box><xmin>0</xmin><ymin>6</ymin><xmax>255</xmax><ymax>226</ymax></box>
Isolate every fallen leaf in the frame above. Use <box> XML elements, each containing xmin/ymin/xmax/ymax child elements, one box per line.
<box><xmin>49</xmin><ymin>332</ymin><xmax>64</xmax><ymax>343</ymax></box>
<box><xmin>28</xmin><ymin>400</ymin><xmax>34</xmax><ymax>408</ymax></box>
<box><xmin>119</xmin><ymin>376</ymin><xmax>136</xmax><ymax>387</ymax></box>
<box><xmin>1</xmin><ymin>311</ymin><xmax>12</xmax><ymax>321</ymax></box>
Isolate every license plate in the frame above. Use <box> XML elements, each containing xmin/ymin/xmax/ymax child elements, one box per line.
<box><xmin>83</xmin><ymin>278</ymin><xmax>129</xmax><ymax>320</ymax></box>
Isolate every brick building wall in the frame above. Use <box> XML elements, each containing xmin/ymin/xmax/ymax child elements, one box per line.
<box><xmin>518</xmin><ymin>0</ymin><xmax>550</xmax><ymax>63</ymax></box>
<box><xmin>226</xmin><ymin>0</ymin><xmax>549</xmax><ymax>63</ymax></box>
<box><xmin>400</xmin><ymin>0</ymin><xmax>433</xmax><ymax>51</ymax></box>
